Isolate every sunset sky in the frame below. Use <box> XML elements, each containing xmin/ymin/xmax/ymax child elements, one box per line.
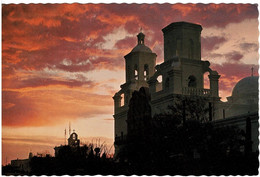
<box><xmin>2</xmin><ymin>3</ymin><xmax>259</xmax><ymax>165</ymax></box>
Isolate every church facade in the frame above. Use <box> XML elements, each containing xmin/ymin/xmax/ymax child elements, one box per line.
<box><xmin>113</xmin><ymin>21</ymin><xmax>258</xmax><ymax>156</ymax></box>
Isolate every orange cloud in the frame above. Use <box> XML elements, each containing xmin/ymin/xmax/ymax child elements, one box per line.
<box><xmin>2</xmin><ymin>89</ymin><xmax>113</xmax><ymax>127</ymax></box>
<box><xmin>2</xmin><ymin>3</ymin><xmax>258</xmax><ymax>126</ymax></box>
<box><xmin>172</xmin><ymin>3</ymin><xmax>196</xmax><ymax>17</ymax></box>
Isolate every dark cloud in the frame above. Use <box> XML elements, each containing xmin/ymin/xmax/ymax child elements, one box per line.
<box><xmin>204</xmin><ymin>51</ymin><xmax>244</xmax><ymax>62</ymax></box>
<box><xmin>212</xmin><ymin>62</ymin><xmax>259</xmax><ymax>78</ymax></box>
<box><xmin>239</xmin><ymin>42</ymin><xmax>258</xmax><ymax>52</ymax></box>
<box><xmin>18</xmin><ymin>77</ymin><xmax>93</xmax><ymax>88</ymax></box>
<box><xmin>224</xmin><ymin>51</ymin><xmax>244</xmax><ymax>61</ymax></box>
<box><xmin>173</xmin><ymin>3</ymin><xmax>258</xmax><ymax>28</ymax></box>
<box><xmin>3</xmin><ymin>4</ymin><xmax>258</xmax><ymax>75</ymax></box>
<box><xmin>2</xmin><ymin>72</ymin><xmax>94</xmax><ymax>89</ymax></box>
<box><xmin>202</xmin><ymin>36</ymin><xmax>227</xmax><ymax>51</ymax></box>
<box><xmin>206</xmin><ymin>53</ymin><xmax>223</xmax><ymax>59</ymax></box>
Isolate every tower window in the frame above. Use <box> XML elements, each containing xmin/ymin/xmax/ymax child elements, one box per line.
<box><xmin>121</xmin><ymin>93</ymin><xmax>125</xmax><ymax>106</ymax></box>
<box><xmin>135</xmin><ymin>70</ymin><xmax>138</xmax><ymax>80</ymax></box>
<box><xmin>134</xmin><ymin>65</ymin><xmax>138</xmax><ymax>80</ymax></box>
<box><xmin>156</xmin><ymin>75</ymin><xmax>163</xmax><ymax>92</ymax></box>
<box><xmin>144</xmin><ymin>71</ymin><xmax>147</xmax><ymax>80</ymax></box>
<box><xmin>144</xmin><ymin>64</ymin><xmax>149</xmax><ymax>81</ymax></box>
<box><xmin>203</xmin><ymin>72</ymin><xmax>210</xmax><ymax>89</ymax></box>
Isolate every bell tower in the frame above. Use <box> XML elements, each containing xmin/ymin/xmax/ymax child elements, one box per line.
<box><xmin>113</xmin><ymin>31</ymin><xmax>157</xmax><ymax>157</ymax></box>
<box><xmin>124</xmin><ymin>32</ymin><xmax>157</xmax><ymax>83</ymax></box>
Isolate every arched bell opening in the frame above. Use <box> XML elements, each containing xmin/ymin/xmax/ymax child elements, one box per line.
<box><xmin>134</xmin><ymin>64</ymin><xmax>138</xmax><ymax>80</ymax></box>
<box><xmin>120</xmin><ymin>93</ymin><xmax>125</xmax><ymax>107</ymax></box>
<box><xmin>203</xmin><ymin>72</ymin><xmax>210</xmax><ymax>89</ymax></box>
<box><xmin>156</xmin><ymin>75</ymin><xmax>163</xmax><ymax>92</ymax></box>
<box><xmin>144</xmin><ymin>64</ymin><xmax>149</xmax><ymax>81</ymax></box>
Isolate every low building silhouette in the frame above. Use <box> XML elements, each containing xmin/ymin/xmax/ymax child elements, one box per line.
<box><xmin>10</xmin><ymin>152</ymin><xmax>33</xmax><ymax>174</ymax></box>
<box><xmin>54</xmin><ymin>131</ymin><xmax>88</xmax><ymax>158</ymax></box>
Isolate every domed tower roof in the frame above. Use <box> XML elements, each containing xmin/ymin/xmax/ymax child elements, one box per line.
<box><xmin>131</xmin><ymin>32</ymin><xmax>152</xmax><ymax>53</ymax></box>
<box><xmin>232</xmin><ymin>76</ymin><xmax>259</xmax><ymax>98</ymax></box>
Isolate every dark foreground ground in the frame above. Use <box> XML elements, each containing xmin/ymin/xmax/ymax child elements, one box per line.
<box><xmin>2</xmin><ymin>152</ymin><xmax>258</xmax><ymax>175</ymax></box>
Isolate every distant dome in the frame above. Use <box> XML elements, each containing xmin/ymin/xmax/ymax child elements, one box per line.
<box><xmin>232</xmin><ymin>76</ymin><xmax>259</xmax><ymax>97</ymax></box>
<box><xmin>131</xmin><ymin>44</ymin><xmax>152</xmax><ymax>53</ymax></box>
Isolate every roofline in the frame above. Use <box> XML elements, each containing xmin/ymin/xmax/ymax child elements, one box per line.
<box><xmin>162</xmin><ymin>21</ymin><xmax>202</xmax><ymax>34</ymax></box>
<box><xmin>124</xmin><ymin>51</ymin><xmax>157</xmax><ymax>59</ymax></box>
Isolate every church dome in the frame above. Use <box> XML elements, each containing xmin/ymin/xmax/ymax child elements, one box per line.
<box><xmin>232</xmin><ymin>76</ymin><xmax>259</xmax><ymax>98</ymax></box>
<box><xmin>131</xmin><ymin>44</ymin><xmax>152</xmax><ymax>53</ymax></box>
<box><xmin>131</xmin><ymin>32</ymin><xmax>152</xmax><ymax>53</ymax></box>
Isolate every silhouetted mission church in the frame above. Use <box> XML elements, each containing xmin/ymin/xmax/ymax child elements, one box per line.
<box><xmin>113</xmin><ymin>22</ymin><xmax>259</xmax><ymax>157</ymax></box>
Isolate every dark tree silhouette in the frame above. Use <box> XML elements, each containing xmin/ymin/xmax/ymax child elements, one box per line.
<box><xmin>124</xmin><ymin>89</ymin><xmax>258</xmax><ymax>175</ymax></box>
<box><xmin>167</xmin><ymin>95</ymin><xmax>210</xmax><ymax>123</ymax></box>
